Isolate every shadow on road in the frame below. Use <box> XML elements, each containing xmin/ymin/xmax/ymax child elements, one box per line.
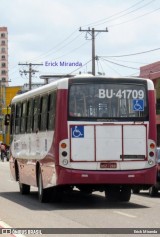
<box><xmin>0</xmin><ymin>190</ymin><xmax>149</xmax><ymax>211</ymax></box>
<box><xmin>132</xmin><ymin>191</ymin><xmax>160</xmax><ymax>198</ymax></box>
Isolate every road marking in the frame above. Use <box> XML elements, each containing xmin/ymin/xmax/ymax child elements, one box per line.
<box><xmin>0</xmin><ymin>220</ymin><xmax>26</xmax><ymax>237</ymax></box>
<box><xmin>8</xmin><ymin>179</ymin><xmax>16</xmax><ymax>182</ymax></box>
<box><xmin>113</xmin><ymin>211</ymin><xmax>136</xmax><ymax>218</ymax></box>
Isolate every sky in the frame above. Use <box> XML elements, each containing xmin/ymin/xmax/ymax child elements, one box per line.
<box><xmin>1</xmin><ymin>0</ymin><xmax>160</xmax><ymax>86</ymax></box>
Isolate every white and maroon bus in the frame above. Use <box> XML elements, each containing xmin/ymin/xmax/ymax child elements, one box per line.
<box><xmin>10</xmin><ymin>75</ymin><xmax>157</xmax><ymax>202</ymax></box>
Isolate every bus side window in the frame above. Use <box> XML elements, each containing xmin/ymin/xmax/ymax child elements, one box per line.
<box><xmin>20</xmin><ymin>101</ymin><xmax>27</xmax><ymax>133</ymax></box>
<box><xmin>15</xmin><ymin>103</ymin><xmax>21</xmax><ymax>134</ymax></box>
<box><xmin>26</xmin><ymin>99</ymin><xmax>33</xmax><ymax>133</ymax></box>
<box><xmin>40</xmin><ymin>95</ymin><xmax>48</xmax><ymax>131</ymax></box>
<box><xmin>10</xmin><ymin>104</ymin><xmax>15</xmax><ymax>135</ymax></box>
<box><xmin>33</xmin><ymin>96</ymin><xmax>40</xmax><ymax>132</ymax></box>
<box><xmin>48</xmin><ymin>91</ymin><xmax>56</xmax><ymax>130</ymax></box>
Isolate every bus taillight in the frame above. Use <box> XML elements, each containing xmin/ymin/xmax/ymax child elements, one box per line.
<box><xmin>150</xmin><ymin>143</ymin><xmax>155</xmax><ymax>149</ymax></box>
<box><xmin>149</xmin><ymin>151</ymin><xmax>154</xmax><ymax>157</ymax></box>
<box><xmin>61</xmin><ymin>143</ymin><xmax>67</xmax><ymax>149</ymax></box>
<box><xmin>148</xmin><ymin>140</ymin><xmax>156</xmax><ymax>166</ymax></box>
<box><xmin>59</xmin><ymin>140</ymin><xmax>69</xmax><ymax>167</ymax></box>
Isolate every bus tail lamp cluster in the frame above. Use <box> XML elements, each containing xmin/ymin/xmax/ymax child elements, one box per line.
<box><xmin>60</xmin><ymin>140</ymin><xmax>69</xmax><ymax>166</ymax></box>
<box><xmin>148</xmin><ymin>140</ymin><xmax>156</xmax><ymax>166</ymax></box>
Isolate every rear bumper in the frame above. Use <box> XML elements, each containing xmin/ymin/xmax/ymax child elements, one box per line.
<box><xmin>56</xmin><ymin>165</ymin><xmax>157</xmax><ymax>186</ymax></box>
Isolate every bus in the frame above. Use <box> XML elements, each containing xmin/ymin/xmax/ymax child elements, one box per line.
<box><xmin>9</xmin><ymin>75</ymin><xmax>157</xmax><ymax>202</ymax></box>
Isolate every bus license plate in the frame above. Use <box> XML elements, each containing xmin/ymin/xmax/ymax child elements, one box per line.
<box><xmin>100</xmin><ymin>162</ymin><xmax>117</xmax><ymax>168</ymax></box>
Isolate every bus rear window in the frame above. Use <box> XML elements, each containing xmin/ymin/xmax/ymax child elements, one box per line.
<box><xmin>69</xmin><ymin>83</ymin><xmax>148</xmax><ymax>120</ymax></box>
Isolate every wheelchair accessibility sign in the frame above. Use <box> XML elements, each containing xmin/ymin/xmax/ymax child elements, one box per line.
<box><xmin>133</xmin><ymin>99</ymin><xmax>144</xmax><ymax>111</ymax></box>
<box><xmin>72</xmin><ymin>125</ymin><xmax>84</xmax><ymax>138</ymax></box>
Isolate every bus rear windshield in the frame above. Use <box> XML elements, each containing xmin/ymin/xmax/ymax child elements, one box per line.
<box><xmin>69</xmin><ymin>83</ymin><xmax>148</xmax><ymax>120</ymax></box>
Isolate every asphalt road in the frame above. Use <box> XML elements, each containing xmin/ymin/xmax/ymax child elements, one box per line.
<box><xmin>0</xmin><ymin>161</ymin><xmax>160</xmax><ymax>237</ymax></box>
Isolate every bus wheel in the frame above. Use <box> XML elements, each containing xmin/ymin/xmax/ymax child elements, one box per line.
<box><xmin>38</xmin><ymin>170</ymin><xmax>50</xmax><ymax>203</ymax></box>
<box><xmin>19</xmin><ymin>182</ymin><xmax>30</xmax><ymax>195</ymax></box>
<box><xmin>132</xmin><ymin>187</ymin><xmax>140</xmax><ymax>194</ymax></box>
<box><xmin>51</xmin><ymin>188</ymin><xmax>62</xmax><ymax>202</ymax></box>
<box><xmin>118</xmin><ymin>187</ymin><xmax>131</xmax><ymax>202</ymax></box>
<box><xmin>149</xmin><ymin>186</ymin><xmax>158</xmax><ymax>197</ymax></box>
<box><xmin>105</xmin><ymin>187</ymin><xmax>119</xmax><ymax>201</ymax></box>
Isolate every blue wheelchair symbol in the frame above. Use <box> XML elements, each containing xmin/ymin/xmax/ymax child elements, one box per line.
<box><xmin>72</xmin><ymin>126</ymin><xmax>84</xmax><ymax>138</ymax></box>
<box><xmin>133</xmin><ymin>99</ymin><xmax>144</xmax><ymax>111</ymax></box>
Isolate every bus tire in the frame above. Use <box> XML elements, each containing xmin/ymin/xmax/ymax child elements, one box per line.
<box><xmin>105</xmin><ymin>187</ymin><xmax>119</xmax><ymax>201</ymax></box>
<box><xmin>51</xmin><ymin>188</ymin><xmax>62</xmax><ymax>202</ymax></box>
<box><xmin>18</xmin><ymin>165</ymin><xmax>30</xmax><ymax>195</ymax></box>
<box><xmin>19</xmin><ymin>182</ymin><xmax>30</xmax><ymax>195</ymax></box>
<box><xmin>38</xmin><ymin>170</ymin><xmax>50</xmax><ymax>203</ymax></box>
<box><xmin>118</xmin><ymin>187</ymin><xmax>131</xmax><ymax>202</ymax></box>
<box><xmin>149</xmin><ymin>186</ymin><xmax>158</xmax><ymax>197</ymax></box>
<box><xmin>132</xmin><ymin>188</ymin><xmax>140</xmax><ymax>194</ymax></box>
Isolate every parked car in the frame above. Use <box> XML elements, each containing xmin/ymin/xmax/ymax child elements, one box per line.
<box><xmin>132</xmin><ymin>147</ymin><xmax>160</xmax><ymax>197</ymax></box>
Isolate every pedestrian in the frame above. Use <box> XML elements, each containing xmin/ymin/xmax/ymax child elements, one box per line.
<box><xmin>0</xmin><ymin>143</ymin><xmax>6</xmax><ymax>162</ymax></box>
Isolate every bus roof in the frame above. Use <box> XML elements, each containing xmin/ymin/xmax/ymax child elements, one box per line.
<box><xmin>11</xmin><ymin>75</ymin><xmax>154</xmax><ymax>104</ymax></box>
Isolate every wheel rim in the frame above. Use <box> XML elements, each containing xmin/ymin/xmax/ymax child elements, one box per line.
<box><xmin>39</xmin><ymin>173</ymin><xmax>42</xmax><ymax>196</ymax></box>
<box><xmin>19</xmin><ymin>182</ymin><xmax>22</xmax><ymax>191</ymax></box>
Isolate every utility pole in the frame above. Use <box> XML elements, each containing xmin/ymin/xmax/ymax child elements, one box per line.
<box><xmin>79</xmin><ymin>27</ymin><xmax>108</xmax><ymax>75</ymax></box>
<box><xmin>18</xmin><ymin>63</ymin><xmax>43</xmax><ymax>90</ymax></box>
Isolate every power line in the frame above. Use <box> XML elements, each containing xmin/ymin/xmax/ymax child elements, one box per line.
<box><xmin>68</xmin><ymin>59</ymin><xmax>92</xmax><ymax>74</ymax></box>
<box><xmin>52</xmin><ymin>41</ymin><xmax>89</xmax><ymax>61</ymax></box>
<box><xmin>18</xmin><ymin>1</ymin><xmax>153</xmax><ymax>64</ymax></box>
<box><xmin>99</xmin><ymin>47</ymin><xmax>160</xmax><ymax>58</ymax></box>
<box><xmin>81</xmin><ymin>0</ymin><xmax>146</xmax><ymax>27</ymax></box>
<box><xmin>87</xmin><ymin>0</ymin><xmax>155</xmax><ymax>28</ymax></box>
<box><xmin>108</xmin><ymin>5</ymin><xmax>160</xmax><ymax>28</ymax></box>
<box><xmin>10</xmin><ymin>2</ymin><xmax>159</xmax><ymax>74</ymax></box>
<box><xmin>28</xmin><ymin>29</ymin><xmax>79</xmax><ymax>62</ymax></box>
<box><xmin>98</xmin><ymin>60</ymin><xmax>106</xmax><ymax>75</ymax></box>
<box><xmin>100</xmin><ymin>59</ymin><xmax>122</xmax><ymax>76</ymax></box>
<box><xmin>31</xmin><ymin>32</ymin><xmax>83</xmax><ymax>62</ymax></box>
<box><xmin>16</xmin><ymin>1</ymin><xmax>156</xmax><ymax>65</ymax></box>
<box><xmin>101</xmin><ymin>58</ymin><xmax>139</xmax><ymax>70</ymax></box>
<box><xmin>11</xmin><ymin>35</ymin><xmax>84</xmax><ymax>70</ymax></box>
<box><xmin>96</xmin><ymin>59</ymin><xmax>100</xmax><ymax>74</ymax></box>
<box><xmin>106</xmin><ymin>58</ymin><xmax>146</xmax><ymax>65</ymax></box>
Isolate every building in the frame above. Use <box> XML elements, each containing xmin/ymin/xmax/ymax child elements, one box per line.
<box><xmin>139</xmin><ymin>61</ymin><xmax>160</xmax><ymax>145</ymax></box>
<box><xmin>0</xmin><ymin>27</ymin><xmax>8</xmax><ymax>85</ymax></box>
<box><xmin>0</xmin><ymin>86</ymin><xmax>21</xmax><ymax>145</ymax></box>
<box><xmin>0</xmin><ymin>27</ymin><xmax>9</xmax><ymax>145</ymax></box>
